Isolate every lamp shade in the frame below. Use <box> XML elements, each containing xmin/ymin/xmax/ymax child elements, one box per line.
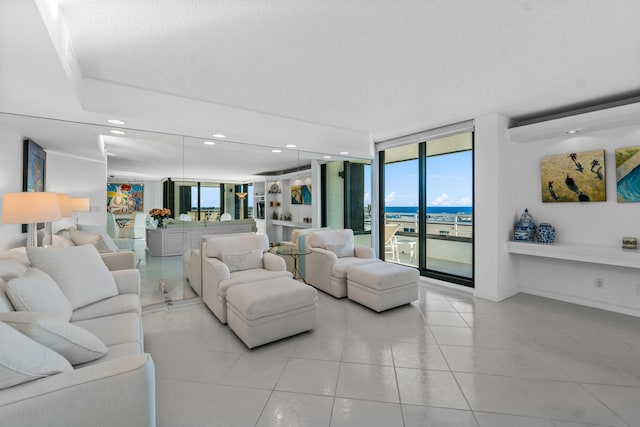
<box><xmin>57</xmin><ymin>194</ymin><xmax>73</xmax><ymax>218</ymax></box>
<box><xmin>2</xmin><ymin>192</ymin><xmax>62</xmax><ymax>224</ymax></box>
<box><xmin>69</xmin><ymin>197</ymin><xmax>90</xmax><ymax>212</ymax></box>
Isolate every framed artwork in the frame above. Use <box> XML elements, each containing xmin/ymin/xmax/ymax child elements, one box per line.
<box><xmin>107</xmin><ymin>183</ymin><xmax>144</xmax><ymax>213</ymax></box>
<box><xmin>22</xmin><ymin>138</ymin><xmax>47</xmax><ymax>232</ymax></box>
<box><xmin>615</xmin><ymin>145</ymin><xmax>640</xmax><ymax>202</ymax></box>
<box><xmin>540</xmin><ymin>149</ymin><xmax>606</xmax><ymax>202</ymax></box>
<box><xmin>291</xmin><ymin>184</ymin><xmax>312</xmax><ymax>205</ymax></box>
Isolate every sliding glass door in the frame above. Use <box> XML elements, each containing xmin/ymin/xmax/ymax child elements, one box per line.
<box><xmin>380</xmin><ymin>131</ymin><xmax>473</xmax><ymax>287</ymax></box>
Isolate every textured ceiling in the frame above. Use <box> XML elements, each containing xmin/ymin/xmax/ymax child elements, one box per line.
<box><xmin>59</xmin><ymin>0</ymin><xmax>640</xmax><ymax>140</ymax></box>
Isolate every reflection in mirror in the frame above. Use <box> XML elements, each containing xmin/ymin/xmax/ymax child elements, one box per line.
<box><xmin>0</xmin><ymin>112</ymin><xmax>370</xmax><ymax>307</ymax></box>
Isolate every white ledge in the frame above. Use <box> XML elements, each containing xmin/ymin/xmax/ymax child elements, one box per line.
<box><xmin>271</xmin><ymin>220</ymin><xmax>312</xmax><ymax>228</ymax></box>
<box><xmin>507</xmin><ymin>241</ymin><xmax>640</xmax><ymax>269</ymax></box>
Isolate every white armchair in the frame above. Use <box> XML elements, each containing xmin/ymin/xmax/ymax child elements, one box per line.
<box><xmin>305</xmin><ymin>229</ymin><xmax>380</xmax><ymax>298</ymax></box>
<box><xmin>201</xmin><ymin>233</ymin><xmax>292</xmax><ymax>323</ymax></box>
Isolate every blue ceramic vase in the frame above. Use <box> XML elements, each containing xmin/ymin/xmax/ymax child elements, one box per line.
<box><xmin>536</xmin><ymin>223</ymin><xmax>556</xmax><ymax>244</ymax></box>
<box><xmin>514</xmin><ymin>209</ymin><xmax>536</xmax><ymax>241</ymax></box>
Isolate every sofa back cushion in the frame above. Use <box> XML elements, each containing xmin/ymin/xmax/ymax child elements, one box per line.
<box><xmin>205</xmin><ymin>234</ymin><xmax>268</xmax><ymax>259</ymax></box>
<box><xmin>6</xmin><ymin>268</ymin><xmax>72</xmax><ymax>321</ymax></box>
<box><xmin>27</xmin><ymin>246</ymin><xmax>119</xmax><ymax>310</ymax></box>
<box><xmin>0</xmin><ymin>279</ymin><xmax>14</xmax><ymax>313</ymax></box>
<box><xmin>221</xmin><ymin>249</ymin><xmax>264</xmax><ymax>272</ymax></box>
<box><xmin>0</xmin><ymin>321</ymin><xmax>72</xmax><ymax>389</ymax></box>
<box><xmin>308</xmin><ymin>229</ymin><xmax>355</xmax><ymax>258</ymax></box>
<box><xmin>69</xmin><ymin>230</ymin><xmax>111</xmax><ymax>253</ymax></box>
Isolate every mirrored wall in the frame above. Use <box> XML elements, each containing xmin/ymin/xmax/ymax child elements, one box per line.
<box><xmin>0</xmin><ymin>112</ymin><xmax>369</xmax><ymax>306</ymax></box>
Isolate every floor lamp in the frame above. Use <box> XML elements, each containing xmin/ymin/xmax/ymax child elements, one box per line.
<box><xmin>69</xmin><ymin>197</ymin><xmax>90</xmax><ymax>226</ymax></box>
<box><xmin>1</xmin><ymin>192</ymin><xmax>62</xmax><ymax>247</ymax></box>
<box><xmin>236</xmin><ymin>192</ymin><xmax>248</xmax><ymax>220</ymax></box>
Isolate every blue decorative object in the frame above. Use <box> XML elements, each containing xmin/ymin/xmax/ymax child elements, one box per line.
<box><xmin>514</xmin><ymin>209</ymin><xmax>537</xmax><ymax>241</ymax></box>
<box><xmin>536</xmin><ymin>223</ymin><xmax>556</xmax><ymax>244</ymax></box>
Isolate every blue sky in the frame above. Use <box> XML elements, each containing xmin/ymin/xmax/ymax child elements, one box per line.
<box><xmin>384</xmin><ymin>151</ymin><xmax>473</xmax><ymax>207</ymax></box>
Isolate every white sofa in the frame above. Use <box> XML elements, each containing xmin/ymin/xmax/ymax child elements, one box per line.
<box><xmin>305</xmin><ymin>229</ymin><xmax>380</xmax><ymax>298</ymax></box>
<box><xmin>201</xmin><ymin>234</ymin><xmax>292</xmax><ymax>323</ymax></box>
<box><xmin>0</xmin><ymin>246</ymin><xmax>155</xmax><ymax>427</ymax></box>
<box><xmin>56</xmin><ymin>225</ymin><xmax>137</xmax><ymax>271</ymax></box>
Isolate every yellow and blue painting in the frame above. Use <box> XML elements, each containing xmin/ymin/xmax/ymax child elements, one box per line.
<box><xmin>540</xmin><ymin>149</ymin><xmax>606</xmax><ymax>202</ymax></box>
<box><xmin>107</xmin><ymin>183</ymin><xmax>144</xmax><ymax>213</ymax></box>
<box><xmin>616</xmin><ymin>145</ymin><xmax>640</xmax><ymax>202</ymax></box>
<box><xmin>291</xmin><ymin>184</ymin><xmax>312</xmax><ymax>205</ymax></box>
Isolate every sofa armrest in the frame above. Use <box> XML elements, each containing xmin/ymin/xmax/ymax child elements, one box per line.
<box><xmin>111</xmin><ymin>269</ymin><xmax>141</xmax><ymax>295</ymax></box>
<box><xmin>0</xmin><ymin>354</ymin><xmax>156</xmax><ymax>427</ymax></box>
<box><xmin>113</xmin><ymin>238</ymin><xmax>134</xmax><ymax>251</ymax></box>
<box><xmin>202</xmin><ymin>257</ymin><xmax>231</xmax><ymax>288</ymax></box>
<box><xmin>100</xmin><ymin>251</ymin><xmax>137</xmax><ymax>271</ymax></box>
<box><xmin>354</xmin><ymin>245</ymin><xmax>375</xmax><ymax>259</ymax></box>
<box><xmin>263</xmin><ymin>252</ymin><xmax>287</xmax><ymax>271</ymax></box>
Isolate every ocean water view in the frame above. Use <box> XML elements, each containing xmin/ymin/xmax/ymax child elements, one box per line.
<box><xmin>385</xmin><ymin>206</ymin><xmax>472</xmax><ymax>214</ymax></box>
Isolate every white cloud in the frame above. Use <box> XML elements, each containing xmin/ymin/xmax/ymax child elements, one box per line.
<box><xmin>455</xmin><ymin>196</ymin><xmax>472</xmax><ymax>205</ymax></box>
<box><xmin>430</xmin><ymin>193</ymin><xmax>452</xmax><ymax>206</ymax></box>
<box><xmin>364</xmin><ymin>192</ymin><xmax>371</xmax><ymax>205</ymax></box>
<box><xmin>385</xmin><ymin>191</ymin><xmax>397</xmax><ymax>204</ymax></box>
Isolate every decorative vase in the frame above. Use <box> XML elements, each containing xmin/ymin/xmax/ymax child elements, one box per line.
<box><xmin>514</xmin><ymin>209</ymin><xmax>536</xmax><ymax>241</ymax></box>
<box><xmin>536</xmin><ymin>223</ymin><xmax>556</xmax><ymax>244</ymax></box>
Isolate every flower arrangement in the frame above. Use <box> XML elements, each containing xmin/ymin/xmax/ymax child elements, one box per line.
<box><xmin>149</xmin><ymin>208</ymin><xmax>171</xmax><ymax>227</ymax></box>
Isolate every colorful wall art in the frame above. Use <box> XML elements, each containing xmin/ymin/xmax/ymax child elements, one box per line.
<box><xmin>291</xmin><ymin>184</ymin><xmax>312</xmax><ymax>205</ymax></box>
<box><xmin>107</xmin><ymin>183</ymin><xmax>144</xmax><ymax>213</ymax></box>
<box><xmin>540</xmin><ymin>149</ymin><xmax>606</xmax><ymax>202</ymax></box>
<box><xmin>615</xmin><ymin>145</ymin><xmax>640</xmax><ymax>202</ymax></box>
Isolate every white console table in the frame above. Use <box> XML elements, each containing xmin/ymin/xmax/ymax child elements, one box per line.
<box><xmin>507</xmin><ymin>241</ymin><xmax>640</xmax><ymax>269</ymax></box>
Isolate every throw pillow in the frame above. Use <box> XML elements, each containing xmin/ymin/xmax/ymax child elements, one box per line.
<box><xmin>221</xmin><ymin>249</ymin><xmax>264</xmax><ymax>272</ymax></box>
<box><xmin>0</xmin><ymin>321</ymin><xmax>72</xmax><ymax>389</ymax></box>
<box><xmin>27</xmin><ymin>246</ymin><xmax>119</xmax><ymax>310</ymax></box>
<box><xmin>0</xmin><ymin>249</ymin><xmax>31</xmax><ymax>270</ymax></box>
<box><xmin>52</xmin><ymin>234</ymin><xmax>75</xmax><ymax>248</ymax></box>
<box><xmin>77</xmin><ymin>223</ymin><xmax>120</xmax><ymax>253</ymax></box>
<box><xmin>69</xmin><ymin>231</ymin><xmax>110</xmax><ymax>253</ymax></box>
<box><xmin>6</xmin><ymin>268</ymin><xmax>72</xmax><ymax>321</ymax></box>
<box><xmin>325</xmin><ymin>243</ymin><xmax>353</xmax><ymax>258</ymax></box>
<box><xmin>0</xmin><ymin>311</ymin><xmax>108</xmax><ymax>365</ymax></box>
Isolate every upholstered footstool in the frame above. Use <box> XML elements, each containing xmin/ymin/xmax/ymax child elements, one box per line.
<box><xmin>347</xmin><ymin>262</ymin><xmax>419</xmax><ymax>312</ymax></box>
<box><xmin>226</xmin><ymin>277</ymin><xmax>317</xmax><ymax>348</ymax></box>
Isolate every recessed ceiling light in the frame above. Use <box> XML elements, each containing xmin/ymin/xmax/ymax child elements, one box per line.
<box><xmin>272</xmin><ymin>149</ymin><xmax>282</xmax><ymax>153</ymax></box>
<box><xmin>109</xmin><ymin>130</ymin><xmax>126</xmax><ymax>135</ymax></box>
<box><xmin>323</xmin><ymin>155</ymin><xmax>332</xmax><ymax>159</ymax></box>
<box><xmin>203</xmin><ymin>141</ymin><xmax>216</xmax><ymax>145</ymax></box>
<box><xmin>285</xmin><ymin>144</ymin><xmax>297</xmax><ymax>148</ymax></box>
<box><xmin>566</xmin><ymin>129</ymin><xmax>580</xmax><ymax>134</ymax></box>
<box><xmin>212</xmin><ymin>133</ymin><xmax>226</xmax><ymax>138</ymax></box>
<box><xmin>107</xmin><ymin>119</ymin><xmax>126</xmax><ymax>125</ymax></box>
<box><xmin>339</xmin><ymin>151</ymin><xmax>349</xmax><ymax>155</ymax></box>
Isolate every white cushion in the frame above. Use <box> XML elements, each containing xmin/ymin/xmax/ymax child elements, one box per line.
<box><xmin>0</xmin><ymin>247</ymin><xmax>31</xmax><ymax>267</ymax></box>
<box><xmin>27</xmin><ymin>246</ymin><xmax>119</xmax><ymax>310</ymax></box>
<box><xmin>6</xmin><ymin>268</ymin><xmax>72</xmax><ymax>321</ymax></box>
<box><xmin>205</xmin><ymin>234</ymin><xmax>267</xmax><ymax>259</ymax></box>
<box><xmin>308</xmin><ymin>229</ymin><xmax>355</xmax><ymax>258</ymax></box>
<box><xmin>221</xmin><ymin>249</ymin><xmax>264</xmax><ymax>272</ymax></box>
<box><xmin>0</xmin><ymin>257</ymin><xmax>29</xmax><ymax>281</ymax></box>
<box><xmin>69</xmin><ymin>230</ymin><xmax>111</xmax><ymax>253</ymax></box>
<box><xmin>0</xmin><ymin>279</ymin><xmax>14</xmax><ymax>313</ymax></box>
<box><xmin>77</xmin><ymin>223</ymin><xmax>121</xmax><ymax>253</ymax></box>
<box><xmin>52</xmin><ymin>234</ymin><xmax>76</xmax><ymax>248</ymax></box>
<box><xmin>0</xmin><ymin>321</ymin><xmax>72</xmax><ymax>389</ymax></box>
<box><xmin>0</xmin><ymin>311</ymin><xmax>108</xmax><ymax>365</ymax></box>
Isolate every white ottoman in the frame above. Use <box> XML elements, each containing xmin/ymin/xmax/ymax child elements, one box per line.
<box><xmin>347</xmin><ymin>262</ymin><xmax>419</xmax><ymax>312</ymax></box>
<box><xmin>226</xmin><ymin>277</ymin><xmax>317</xmax><ymax>348</ymax></box>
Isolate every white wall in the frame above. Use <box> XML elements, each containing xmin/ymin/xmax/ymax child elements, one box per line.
<box><xmin>0</xmin><ymin>125</ymin><xmax>29</xmax><ymax>249</ymax></box>
<box><xmin>510</xmin><ymin>123</ymin><xmax>640</xmax><ymax>315</ymax></box>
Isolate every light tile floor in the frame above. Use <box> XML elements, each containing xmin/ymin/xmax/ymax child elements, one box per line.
<box><xmin>142</xmin><ymin>282</ymin><xmax>640</xmax><ymax>427</ymax></box>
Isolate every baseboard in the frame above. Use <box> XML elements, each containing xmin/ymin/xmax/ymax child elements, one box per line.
<box><xmin>420</xmin><ymin>276</ymin><xmax>474</xmax><ymax>294</ymax></box>
<box><xmin>521</xmin><ymin>286</ymin><xmax>640</xmax><ymax>318</ymax></box>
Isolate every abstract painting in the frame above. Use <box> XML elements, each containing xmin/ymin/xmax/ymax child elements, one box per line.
<box><xmin>22</xmin><ymin>138</ymin><xmax>47</xmax><ymax>232</ymax></box>
<box><xmin>540</xmin><ymin>149</ymin><xmax>606</xmax><ymax>202</ymax></box>
<box><xmin>291</xmin><ymin>184</ymin><xmax>312</xmax><ymax>205</ymax></box>
<box><xmin>615</xmin><ymin>145</ymin><xmax>640</xmax><ymax>202</ymax></box>
<box><xmin>107</xmin><ymin>183</ymin><xmax>144</xmax><ymax>213</ymax></box>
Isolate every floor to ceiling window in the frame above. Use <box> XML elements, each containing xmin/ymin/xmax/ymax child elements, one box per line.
<box><xmin>379</xmin><ymin>127</ymin><xmax>474</xmax><ymax>287</ymax></box>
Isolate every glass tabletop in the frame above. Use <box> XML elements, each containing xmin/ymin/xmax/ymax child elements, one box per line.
<box><xmin>276</xmin><ymin>247</ymin><xmax>311</xmax><ymax>256</ymax></box>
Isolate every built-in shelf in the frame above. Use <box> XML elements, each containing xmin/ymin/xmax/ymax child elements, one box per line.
<box><xmin>507</xmin><ymin>241</ymin><xmax>640</xmax><ymax>269</ymax></box>
<box><xmin>271</xmin><ymin>220</ymin><xmax>312</xmax><ymax>229</ymax></box>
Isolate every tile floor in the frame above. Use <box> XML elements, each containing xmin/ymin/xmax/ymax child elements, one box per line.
<box><xmin>142</xmin><ymin>282</ymin><xmax>640</xmax><ymax>427</ymax></box>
